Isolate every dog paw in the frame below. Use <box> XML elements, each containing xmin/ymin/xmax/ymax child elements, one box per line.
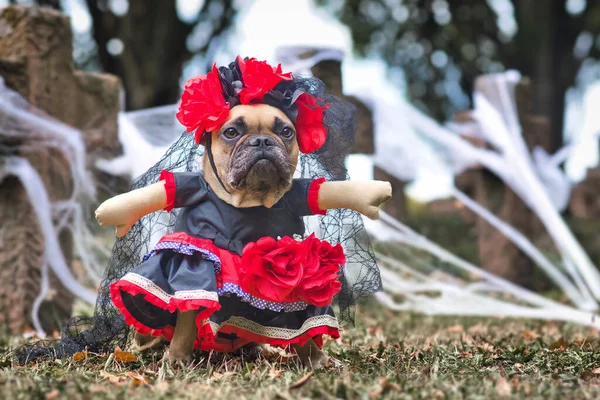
<box><xmin>296</xmin><ymin>347</ymin><xmax>337</xmax><ymax>370</ymax></box>
<box><xmin>305</xmin><ymin>351</ymin><xmax>329</xmax><ymax>370</ymax></box>
<box><xmin>161</xmin><ymin>350</ymin><xmax>193</xmax><ymax>369</ymax></box>
<box><xmin>129</xmin><ymin>332</ymin><xmax>165</xmax><ymax>353</ymax></box>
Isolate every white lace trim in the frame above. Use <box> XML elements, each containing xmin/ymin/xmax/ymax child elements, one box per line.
<box><xmin>120</xmin><ymin>273</ymin><xmax>219</xmax><ymax>303</ymax></box>
<box><xmin>207</xmin><ymin>315</ymin><xmax>339</xmax><ymax>340</ymax></box>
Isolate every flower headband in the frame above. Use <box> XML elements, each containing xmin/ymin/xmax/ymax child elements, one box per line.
<box><xmin>176</xmin><ymin>56</ymin><xmax>329</xmax><ymax>154</ymax></box>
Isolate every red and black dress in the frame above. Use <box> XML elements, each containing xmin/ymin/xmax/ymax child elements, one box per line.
<box><xmin>110</xmin><ymin>170</ymin><xmax>343</xmax><ymax>352</ymax></box>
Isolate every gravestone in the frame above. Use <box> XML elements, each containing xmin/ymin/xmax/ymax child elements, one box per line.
<box><xmin>0</xmin><ymin>6</ymin><xmax>121</xmax><ymax>334</ymax></box>
<box><xmin>568</xmin><ymin>167</ymin><xmax>600</xmax><ymax>268</ymax></box>
<box><xmin>570</xmin><ymin>168</ymin><xmax>600</xmax><ymax>219</ymax></box>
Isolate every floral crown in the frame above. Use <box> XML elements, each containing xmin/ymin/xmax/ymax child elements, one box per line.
<box><xmin>176</xmin><ymin>56</ymin><xmax>329</xmax><ymax>154</ymax></box>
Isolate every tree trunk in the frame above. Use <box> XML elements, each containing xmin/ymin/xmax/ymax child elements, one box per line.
<box><xmin>85</xmin><ymin>0</ymin><xmax>235</xmax><ymax>110</ymax></box>
<box><xmin>85</xmin><ymin>0</ymin><xmax>194</xmax><ymax>110</ymax></box>
<box><xmin>512</xmin><ymin>0</ymin><xmax>580</xmax><ymax>151</ymax></box>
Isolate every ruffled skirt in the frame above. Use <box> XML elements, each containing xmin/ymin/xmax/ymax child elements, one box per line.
<box><xmin>110</xmin><ymin>232</ymin><xmax>340</xmax><ymax>352</ymax></box>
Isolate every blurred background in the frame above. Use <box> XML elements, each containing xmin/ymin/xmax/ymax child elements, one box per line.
<box><xmin>2</xmin><ymin>0</ymin><xmax>600</xmax><ymax>337</ymax></box>
<box><xmin>3</xmin><ymin>0</ymin><xmax>599</xmax><ymax>189</ymax></box>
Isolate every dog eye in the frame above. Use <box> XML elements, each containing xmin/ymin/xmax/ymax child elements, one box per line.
<box><xmin>280</xmin><ymin>127</ymin><xmax>294</xmax><ymax>139</ymax></box>
<box><xmin>222</xmin><ymin>127</ymin><xmax>239</xmax><ymax>139</ymax></box>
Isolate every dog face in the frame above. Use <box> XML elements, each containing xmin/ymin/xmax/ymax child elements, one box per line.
<box><xmin>202</xmin><ymin>104</ymin><xmax>299</xmax><ymax>208</ymax></box>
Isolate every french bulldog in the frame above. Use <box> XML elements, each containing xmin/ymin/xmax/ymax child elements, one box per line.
<box><xmin>96</xmin><ymin>102</ymin><xmax>392</xmax><ymax>369</ymax></box>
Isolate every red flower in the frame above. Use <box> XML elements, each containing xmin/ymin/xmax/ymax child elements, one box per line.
<box><xmin>318</xmin><ymin>241</ymin><xmax>346</xmax><ymax>268</ymax></box>
<box><xmin>176</xmin><ymin>64</ymin><xmax>230</xmax><ymax>144</ymax></box>
<box><xmin>299</xmin><ymin>241</ymin><xmax>344</xmax><ymax>306</ymax></box>
<box><xmin>240</xmin><ymin>236</ymin><xmax>305</xmax><ymax>303</ymax></box>
<box><xmin>295</xmin><ymin>93</ymin><xmax>328</xmax><ymax>154</ymax></box>
<box><xmin>238</xmin><ymin>56</ymin><xmax>293</xmax><ymax>104</ymax></box>
<box><xmin>300</xmin><ymin>233</ymin><xmax>322</xmax><ymax>277</ymax></box>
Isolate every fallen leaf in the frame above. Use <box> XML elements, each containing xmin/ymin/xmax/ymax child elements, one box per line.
<box><xmin>100</xmin><ymin>370</ymin><xmax>125</xmax><ymax>385</ymax></box>
<box><xmin>521</xmin><ymin>331</ymin><xmax>539</xmax><ymax>340</ymax></box>
<box><xmin>573</xmin><ymin>338</ymin><xmax>594</xmax><ymax>347</ymax></box>
<box><xmin>550</xmin><ymin>338</ymin><xmax>568</xmax><ymax>351</ymax></box>
<box><xmin>211</xmin><ymin>371</ymin><xmax>234</xmax><ymax>380</ymax></box>
<box><xmin>126</xmin><ymin>372</ymin><xmax>149</xmax><ymax>386</ymax></box>
<box><xmin>581</xmin><ymin>370</ymin><xmax>593</xmax><ymax>381</ymax></box>
<box><xmin>592</xmin><ymin>367</ymin><xmax>600</xmax><ymax>374</ymax></box>
<box><xmin>447</xmin><ymin>324</ymin><xmax>463</xmax><ymax>333</ymax></box>
<box><xmin>289</xmin><ymin>371</ymin><xmax>314</xmax><ymax>390</ymax></box>
<box><xmin>113</xmin><ymin>347</ymin><xmax>138</xmax><ymax>363</ymax></box>
<box><xmin>495</xmin><ymin>377</ymin><xmax>511</xmax><ymax>397</ymax></box>
<box><xmin>45</xmin><ymin>389</ymin><xmax>60</xmax><ymax>399</ymax></box>
<box><xmin>73</xmin><ymin>349</ymin><xmax>88</xmax><ymax>361</ymax></box>
<box><xmin>460</xmin><ymin>352</ymin><xmax>474</xmax><ymax>359</ymax></box>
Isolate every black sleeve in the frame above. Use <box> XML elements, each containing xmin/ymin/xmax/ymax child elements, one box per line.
<box><xmin>161</xmin><ymin>170</ymin><xmax>208</xmax><ymax>210</ymax></box>
<box><xmin>173</xmin><ymin>172</ymin><xmax>209</xmax><ymax>208</ymax></box>
<box><xmin>283</xmin><ymin>178</ymin><xmax>325</xmax><ymax>217</ymax></box>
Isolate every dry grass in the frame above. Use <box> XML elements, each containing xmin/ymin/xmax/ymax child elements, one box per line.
<box><xmin>2</xmin><ymin>300</ymin><xmax>600</xmax><ymax>399</ymax></box>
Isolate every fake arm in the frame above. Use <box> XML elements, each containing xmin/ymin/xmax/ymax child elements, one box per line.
<box><xmin>317</xmin><ymin>180</ymin><xmax>392</xmax><ymax>220</ymax></box>
<box><xmin>95</xmin><ymin>181</ymin><xmax>168</xmax><ymax>237</ymax></box>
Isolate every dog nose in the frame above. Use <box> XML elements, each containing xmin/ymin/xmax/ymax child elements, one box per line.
<box><xmin>249</xmin><ymin>135</ymin><xmax>275</xmax><ymax>148</ymax></box>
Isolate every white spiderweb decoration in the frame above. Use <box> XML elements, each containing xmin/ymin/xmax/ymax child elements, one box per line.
<box><xmin>0</xmin><ymin>78</ymin><xmax>100</xmax><ymax>336</ymax></box>
<box><xmin>364</xmin><ymin>71</ymin><xmax>600</xmax><ymax>327</ymax></box>
<box><xmin>277</xmin><ymin>47</ymin><xmax>600</xmax><ymax>328</ymax></box>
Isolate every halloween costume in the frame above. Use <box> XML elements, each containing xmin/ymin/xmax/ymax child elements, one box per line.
<box><xmin>111</xmin><ymin>172</ymin><xmax>341</xmax><ymax>350</ymax></box>
<box><xmin>21</xmin><ymin>57</ymin><xmax>381</xmax><ymax>361</ymax></box>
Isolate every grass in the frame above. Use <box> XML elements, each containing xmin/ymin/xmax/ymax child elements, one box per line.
<box><xmin>2</xmin><ymin>300</ymin><xmax>600</xmax><ymax>399</ymax></box>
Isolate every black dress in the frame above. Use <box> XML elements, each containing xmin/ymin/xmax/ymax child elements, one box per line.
<box><xmin>110</xmin><ymin>170</ymin><xmax>341</xmax><ymax>351</ymax></box>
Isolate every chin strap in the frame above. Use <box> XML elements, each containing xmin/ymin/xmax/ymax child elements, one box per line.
<box><xmin>205</xmin><ymin>135</ymin><xmax>231</xmax><ymax>194</ymax></box>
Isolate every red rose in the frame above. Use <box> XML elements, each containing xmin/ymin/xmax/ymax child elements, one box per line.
<box><xmin>176</xmin><ymin>64</ymin><xmax>230</xmax><ymax>144</ymax></box>
<box><xmin>300</xmin><ymin>233</ymin><xmax>321</xmax><ymax>274</ymax></box>
<box><xmin>295</xmin><ymin>93</ymin><xmax>328</xmax><ymax>154</ymax></box>
<box><xmin>318</xmin><ymin>241</ymin><xmax>346</xmax><ymax>268</ymax></box>
<box><xmin>300</xmin><ymin>265</ymin><xmax>342</xmax><ymax>306</ymax></box>
<box><xmin>240</xmin><ymin>236</ymin><xmax>305</xmax><ymax>303</ymax></box>
<box><xmin>299</xmin><ymin>241</ymin><xmax>344</xmax><ymax>306</ymax></box>
<box><xmin>238</xmin><ymin>56</ymin><xmax>293</xmax><ymax>104</ymax></box>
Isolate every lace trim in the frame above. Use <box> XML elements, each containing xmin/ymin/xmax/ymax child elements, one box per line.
<box><xmin>208</xmin><ymin>315</ymin><xmax>339</xmax><ymax>340</ymax></box>
<box><xmin>120</xmin><ymin>273</ymin><xmax>219</xmax><ymax>303</ymax></box>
